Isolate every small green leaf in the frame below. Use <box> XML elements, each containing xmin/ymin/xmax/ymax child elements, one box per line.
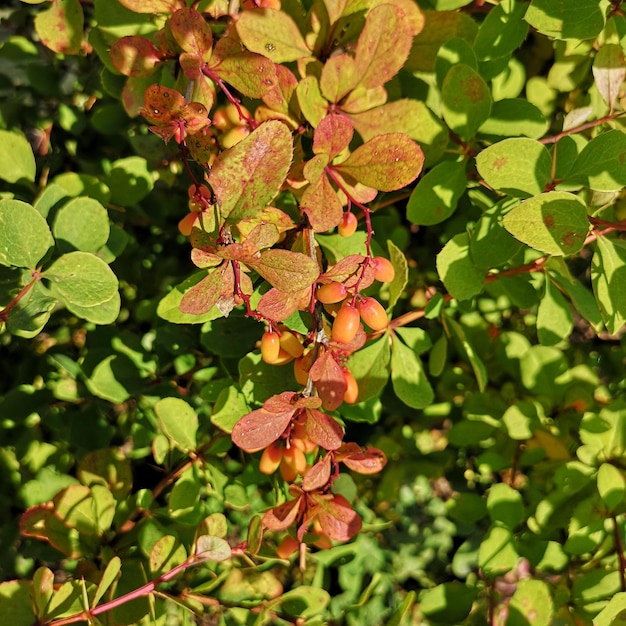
<box><xmin>33</xmin><ymin>567</ymin><xmax>54</xmax><ymax>618</ymax></box>
<box><xmin>597</xmin><ymin>463</ymin><xmax>626</xmax><ymax>511</ymax></box>
<box><xmin>537</xmin><ymin>278</ymin><xmax>573</xmax><ymax>346</ymax></box>
<box><xmin>525</xmin><ymin>0</ymin><xmax>608</xmax><ymax>40</ymax></box>
<box><xmin>487</xmin><ymin>483</ymin><xmax>525</xmax><ymax>529</ymax></box>
<box><xmin>478</xmin><ymin>526</ymin><xmax>520</xmax><ymax>576</ymax></box>
<box><xmin>593</xmin><ymin>592</ymin><xmax>626</xmax><ymax>626</ymax></box>
<box><xmin>149</xmin><ymin>535</ymin><xmax>187</xmax><ymax>575</ymax></box>
<box><xmin>437</xmin><ymin>233</ymin><xmax>484</xmax><ymax>301</ymax></box>
<box><xmin>502</xmin><ymin>191</ymin><xmax>590</xmax><ymax>256</ymax></box>
<box><xmin>154</xmin><ymin>397</ymin><xmax>198</xmax><ymax>452</ymax></box>
<box><xmin>391</xmin><ymin>334</ymin><xmax>434</xmax><ymax>409</ymax></box>
<box><xmin>0</xmin><ymin>581</ymin><xmax>35</xmax><ymax>626</ymax></box>
<box><xmin>479</xmin><ymin>98</ymin><xmax>548</xmax><ymax>139</ymax></box>
<box><xmin>508</xmin><ymin>579</ymin><xmax>553</xmax><ymax>626</ymax></box>
<box><xmin>105</xmin><ymin>156</ymin><xmax>154</xmax><ymax>206</ymax></box>
<box><xmin>211</xmin><ymin>385</ymin><xmax>249</xmax><ymax>434</ymax></box>
<box><xmin>0</xmin><ymin>200</ymin><xmax>53</xmax><ymax>268</ymax></box>
<box><xmin>92</xmin><ymin>556</ymin><xmax>121</xmax><ymax>607</ymax></box>
<box><xmin>420</xmin><ymin>582</ymin><xmax>477</xmax><ymax>623</ymax></box>
<box><xmin>347</xmin><ymin>335</ymin><xmax>391</xmax><ymax>402</ymax></box>
<box><xmin>441</xmin><ymin>64</ymin><xmax>492</xmax><ymax>140</ymax></box>
<box><xmin>34</xmin><ymin>0</ymin><xmax>83</xmax><ymax>54</ymax></box>
<box><xmin>503</xmin><ymin>401</ymin><xmax>541</xmax><ymax>440</ymax></box>
<box><xmin>196</xmin><ymin>535</ymin><xmax>232</xmax><ymax>562</ymax></box>
<box><xmin>407</xmin><ymin>160</ymin><xmax>466</xmax><ymax>225</ymax></box>
<box><xmin>0</xmin><ymin>130</ymin><xmax>36</xmax><ymax>183</ymax></box>
<box><xmin>236</xmin><ymin>9</ymin><xmax>310</xmax><ymax>63</ymax></box>
<box><xmin>45</xmin><ymin>252</ymin><xmax>120</xmax><ymax>324</ymax></box>
<box><xmin>592</xmin><ymin>236</ymin><xmax>626</xmax><ymax>335</ymax></box>
<box><xmin>476</xmin><ymin>137</ymin><xmax>552</xmax><ymax>197</ymax></box>
<box><xmin>386</xmin><ymin>239</ymin><xmax>408</xmax><ymax>311</ymax></box>
<box><xmin>271</xmin><ymin>586</ymin><xmax>331</xmax><ymax>619</ymax></box>
<box><xmin>444</xmin><ymin>315</ymin><xmax>488</xmax><ymax>392</ymax></box>
<box><xmin>474</xmin><ymin>0</ymin><xmax>528</xmax><ymax>61</ymax></box>
<box><xmin>53</xmin><ymin>197</ymin><xmax>110</xmax><ymax>254</ymax></box>
<box><xmin>86</xmin><ymin>354</ymin><xmax>142</xmax><ymax>403</ymax></box>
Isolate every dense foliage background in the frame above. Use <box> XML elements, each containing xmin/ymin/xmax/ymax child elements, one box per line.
<box><xmin>1</xmin><ymin>0</ymin><xmax>626</xmax><ymax>624</ymax></box>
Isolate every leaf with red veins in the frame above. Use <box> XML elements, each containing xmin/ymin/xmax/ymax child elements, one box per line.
<box><xmin>353</xmin><ymin>4</ymin><xmax>413</xmax><ymax>90</ymax></box>
<box><xmin>169</xmin><ymin>8</ymin><xmax>213</xmax><ymax>59</ymax></box>
<box><xmin>309</xmin><ymin>351</ymin><xmax>347</xmax><ymax>411</ymax></box>
<box><xmin>248</xmin><ymin>249</ymin><xmax>319</xmax><ymax>293</ymax></box>
<box><xmin>302</xmin><ymin>455</ymin><xmax>332</xmax><ymax>492</ymax></box>
<box><xmin>110</xmin><ymin>36</ymin><xmax>162</xmax><ymax>77</ymax></box>
<box><xmin>320</xmin><ymin>54</ymin><xmax>358</xmax><ymax>103</ymax></box>
<box><xmin>208</xmin><ymin>120</ymin><xmax>293</xmax><ymax>223</ymax></box>
<box><xmin>262</xmin><ymin>494</ymin><xmax>304</xmax><ymax>531</ymax></box>
<box><xmin>309</xmin><ymin>493</ymin><xmax>362</xmax><ymax>542</ymax></box>
<box><xmin>336</xmin><ymin>444</ymin><xmax>387</xmax><ymax>474</ymax></box>
<box><xmin>209</xmin><ymin>37</ymin><xmax>278</xmax><ymax>99</ymax></box>
<box><xmin>117</xmin><ymin>0</ymin><xmax>185</xmax><ymax>13</ymax></box>
<box><xmin>389</xmin><ymin>0</ymin><xmax>425</xmax><ymax>36</ymax></box>
<box><xmin>231</xmin><ymin>392</ymin><xmax>300</xmax><ymax>453</ymax></box>
<box><xmin>297</xmin><ymin>76</ymin><xmax>328</xmax><ymax>128</ymax></box>
<box><xmin>218</xmin><ymin>241</ymin><xmax>261</xmax><ymax>265</ymax></box>
<box><xmin>179</xmin><ymin>265</ymin><xmax>226</xmax><ymax>315</ymax></box>
<box><xmin>179</xmin><ymin>53</ymin><xmax>204</xmax><ymax>80</ymax></box>
<box><xmin>256</xmin><ymin>286</ymin><xmax>311</xmax><ymax>322</ymax></box>
<box><xmin>304</xmin><ymin>409</ymin><xmax>343</xmax><ymax>451</ymax></box>
<box><xmin>330</xmin><ymin>169</ymin><xmax>378</xmax><ymax>206</ymax></box>
<box><xmin>294</xmin><ymin>395</ymin><xmax>323</xmax><ymax>410</ymax></box>
<box><xmin>300</xmin><ymin>174</ymin><xmax>344</xmax><ymax>233</ymax></box>
<box><xmin>313</xmin><ymin>114</ymin><xmax>354</xmax><ymax>160</ymax></box>
<box><xmin>333</xmin><ymin>133</ymin><xmax>424</xmax><ymax>192</ymax></box>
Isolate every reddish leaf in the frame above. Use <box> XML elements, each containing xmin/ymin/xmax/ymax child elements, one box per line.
<box><xmin>333</xmin><ymin>133</ymin><xmax>424</xmax><ymax>192</ymax></box>
<box><xmin>320</xmin><ymin>255</ymin><xmax>375</xmax><ymax>290</ymax></box>
<box><xmin>305</xmin><ymin>409</ymin><xmax>343</xmax><ymax>450</ymax></box>
<box><xmin>310</xmin><ymin>493</ymin><xmax>362</xmax><ymax>542</ymax></box>
<box><xmin>208</xmin><ymin>121</ymin><xmax>293</xmax><ymax>222</ymax></box>
<box><xmin>169</xmin><ymin>8</ymin><xmax>213</xmax><ymax>58</ymax></box>
<box><xmin>257</xmin><ymin>286</ymin><xmax>312</xmax><ymax>322</ymax></box>
<box><xmin>300</xmin><ymin>174</ymin><xmax>344</xmax><ymax>233</ymax></box>
<box><xmin>34</xmin><ymin>0</ymin><xmax>83</xmax><ymax>54</ymax></box>
<box><xmin>302</xmin><ymin>455</ymin><xmax>332</xmax><ymax>492</ymax></box>
<box><xmin>261</xmin><ymin>64</ymin><xmax>299</xmax><ymax>115</ymax></box>
<box><xmin>337</xmin><ymin>444</ymin><xmax>387</xmax><ymax>474</ymax></box>
<box><xmin>237</xmin><ymin>207</ymin><xmax>295</xmax><ymax>241</ymax></box>
<box><xmin>248</xmin><ymin>249</ymin><xmax>319</xmax><ymax>292</ymax></box>
<box><xmin>340</xmin><ymin>86</ymin><xmax>388</xmax><ymax>115</ymax></box>
<box><xmin>353</xmin><ymin>4</ymin><xmax>413</xmax><ymax>90</ymax></box>
<box><xmin>117</xmin><ymin>0</ymin><xmax>184</xmax><ymax>12</ymax></box>
<box><xmin>313</xmin><ymin>114</ymin><xmax>353</xmax><ymax>160</ymax></box>
<box><xmin>309</xmin><ymin>351</ymin><xmax>346</xmax><ymax>411</ymax></box>
<box><xmin>262</xmin><ymin>494</ymin><xmax>303</xmax><ymax>531</ymax></box>
<box><xmin>231</xmin><ymin>392</ymin><xmax>299</xmax><ymax>452</ymax></box>
<box><xmin>346</xmin><ymin>99</ymin><xmax>427</xmax><ymax>142</ymax></box>
<box><xmin>210</xmin><ymin>38</ymin><xmax>277</xmax><ymax>99</ymax></box>
<box><xmin>110</xmin><ymin>36</ymin><xmax>162</xmax><ymax>77</ymax></box>
<box><xmin>185</xmin><ymin>130</ymin><xmax>218</xmax><ymax>167</ymax></box>
<box><xmin>179</xmin><ymin>266</ymin><xmax>225</xmax><ymax>315</ymax></box>
<box><xmin>320</xmin><ymin>54</ymin><xmax>358</xmax><ymax>103</ymax></box>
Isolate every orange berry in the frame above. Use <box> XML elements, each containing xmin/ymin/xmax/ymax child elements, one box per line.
<box><xmin>261</xmin><ymin>331</ymin><xmax>281</xmax><ymax>363</ymax></box>
<box><xmin>343</xmin><ymin>369</ymin><xmax>359</xmax><ymax>404</ymax></box>
<box><xmin>259</xmin><ymin>442</ymin><xmax>282</xmax><ymax>475</ymax></box>
<box><xmin>276</xmin><ymin>535</ymin><xmax>299</xmax><ymax>559</ymax></box>
<box><xmin>178</xmin><ymin>212</ymin><xmax>198</xmax><ymax>237</ymax></box>
<box><xmin>279</xmin><ymin>330</ymin><xmax>304</xmax><ymax>358</ymax></box>
<box><xmin>316</xmin><ymin>281</ymin><xmax>348</xmax><ymax>304</ymax></box>
<box><xmin>294</xmin><ymin>356</ymin><xmax>310</xmax><ymax>386</ymax></box>
<box><xmin>372</xmin><ymin>256</ymin><xmax>395</xmax><ymax>283</ymax></box>
<box><xmin>221</xmin><ymin>126</ymin><xmax>250</xmax><ymax>149</ymax></box>
<box><xmin>272</xmin><ymin>348</ymin><xmax>295</xmax><ymax>365</ymax></box>
<box><xmin>282</xmin><ymin>445</ymin><xmax>307</xmax><ymax>475</ymax></box>
<box><xmin>338</xmin><ymin>212</ymin><xmax>358</xmax><ymax>237</ymax></box>
<box><xmin>331</xmin><ymin>303</ymin><xmax>360</xmax><ymax>344</ymax></box>
<box><xmin>211</xmin><ymin>107</ymin><xmax>231</xmax><ymax>132</ymax></box>
<box><xmin>357</xmin><ymin>297</ymin><xmax>388</xmax><ymax>331</ymax></box>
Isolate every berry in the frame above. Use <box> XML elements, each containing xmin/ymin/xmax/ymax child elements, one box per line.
<box><xmin>259</xmin><ymin>442</ymin><xmax>282</xmax><ymax>475</ymax></box>
<box><xmin>221</xmin><ymin>126</ymin><xmax>250</xmax><ymax>149</ymax></box>
<box><xmin>372</xmin><ymin>256</ymin><xmax>395</xmax><ymax>283</ymax></box>
<box><xmin>280</xmin><ymin>445</ymin><xmax>307</xmax><ymax>481</ymax></box>
<box><xmin>279</xmin><ymin>330</ymin><xmax>304</xmax><ymax>358</ymax></box>
<box><xmin>331</xmin><ymin>303</ymin><xmax>360</xmax><ymax>344</ymax></box>
<box><xmin>178</xmin><ymin>212</ymin><xmax>198</xmax><ymax>237</ymax></box>
<box><xmin>316</xmin><ymin>281</ymin><xmax>348</xmax><ymax>304</ymax></box>
<box><xmin>343</xmin><ymin>369</ymin><xmax>359</xmax><ymax>404</ymax></box>
<box><xmin>276</xmin><ymin>535</ymin><xmax>299</xmax><ymax>559</ymax></box>
<box><xmin>338</xmin><ymin>212</ymin><xmax>358</xmax><ymax>237</ymax></box>
<box><xmin>261</xmin><ymin>331</ymin><xmax>281</xmax><ymax>363</ymax></box>
<box><xmin>357</xmin><ymin>297</ymin><xmax>388</xmax><ymax>331</ymax></box>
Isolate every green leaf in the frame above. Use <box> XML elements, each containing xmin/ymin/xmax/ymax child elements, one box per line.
<box><xmin>271</xmin><ymin>586</ymin><xmax>331</xmax><ymax>619</ymax></box>
<box><xmin>209</xmin><ymin>121</ymin><xmax>293</xmax><ymax>222</ymax></box>
<box><xmin>502</xmin><ymin>401</ymin><xmax>541</xmax><ymax>440</ymax></box>
<box><xmin>211</xmin><ymin>385</ymin><xmax>249</xmax><ymax>434</ymax></box>
<box><xmin>196</xmin><ymin>535</ymin><xmax>232</xmax><ymax>562</ymax></box>
<box><xmin>444</xmin><ymin>315</ymin><xmax>488</xmax><ymax>392</ymax></box>
<box><xmin>437</xmin><ymin>233</ymin><xmax>484</xmax><ymax>301</ymax></box>
<box><xmin>407</xmin><ymin>160</ymin><xmax>466</xmax><ymax>226</ymax></box>
<box><xmin>235</xmin><ymin>9</ymin><xmax>310</xmax><ymax>63</ymax></box>
<box><xmin>476</xmin><ymin>137</ymin><xmax>552</xmax><ymax>197</ymax></box>
<box><xmin>92</xmin><ymin>556</ymin><xmax>121</xmax><ymax>607</ymax></box>
<box><xmin>0</xmin><ymin>199</ymin><xmax>53</xmax><ymax>268</ymax></box>
<box><xmin>0</xmin><ymin>130</ymin><xmax>36</xmax><ymax>183</ymax></box>
<box><xmin>502</xmin><ymin>191</ymin><xmax>590</xmax><ymax>256</ymax></box>
<box><xmin>86</xmin><ymin>354</ymin><xmax>142</xmax><ymax>403</ymax></box>
<box><xmin>441</xmin><ymin>64</ymin><xmax>492</xmax><ymax>140</ymax></box>
<box><xmin>419</xmin><ymin>582</ymin><xmax>477</xmax><ymax>623</ymax></box>
<box><xmin>34</xmin><ymin>0</ymin><xmax>84</xmax><ymax>54</ymax></box>
<box><xmin>149</xmin><ymin>535</ymin><xmax>187</xmax><ymax>575</ymax></box>
<box><xmin>478</xmin><ymin>526</ymin><xmax>520</xmax><ymax>576</ymax></box>
<box><xmin>45</xmin><ymin>252</ymin><xmax>120</xmax><ymax>324</ymax></box>
<box><xmin>525</xmin><ymin>0</ymin><xmax>609</xmax><ymax>41</ymax></box>
<box><xmin>537</xmin><ymin>278</ymin><xmax>573</xmax><ymax>346</ymax></box>
<box><xmin>479</xmin><ymin>98</ymin><xmax>548</xmax><ymax>139</ymax></box>
<box><xmin>592</xmin><ymin>236</ymin><xmax>626</xmax><ymax>335</ymax></box>
<box><xmin>592</xmin><ymin>44</ymin><xmax>626</xmax><ymax>110</ymax></box>
<box><xmin>474</xmin><ymin>0</ymin><xmax>528</xmax><ymax>62</ymax></box>
<box><xmin>566</xmin><ymin>130</ymin><xmax>626</xmax><ymax>191</ymax></box>
<box><xmin>593</xmin><ymin>592</ymin><xmax>626</xmax><ymax>626</ymax></box>
<box><xmin>105</xmin><ymin>156</ymin><xmax>154</xmax><ymax>206</ymax></box>
<box><xmin>53</xmin><ymin>197</ymin><xmax>110</xmax><ymax>254</ymax></box>
<box><xmin>53</xmin><ymin>172</ymin><xmax>111</xmax><ymax>205</ymax></box>
<box><xmin>487</xmin><ymin>483</ymin><xmax>525</xmax><ymax>529</ymax></box>
<box><xmin>154</xmin><ymin>397</ymin><xmax>198</xmax><ymax>452</ymax></box>
<box><xmin>507</xmin><ymin>580</ymin><xmax>553</xmax><ymax>626</ymax></box>
<box><xmin>391</xmin><ymin>333</ymin><xmax>434</xmax><ymax>409</ymax></box>
<box><xmin>6</xmin><ymin>282</ymin><xmax>57</xmax><ymax>338</ymax></box>
<box><xmin>347</xmin><ymin>335</ymin><xmax>390</xmax><ymax>402</ymax></box>
<box><xmin>0</xmin><ymin>581</ymin><xmax>35</xmax><ymax>626</ymax></box>
<box><xmin>386</xmin><ymin>240</ymin><xmax>408</xmax><ymax>311</ymax></box>
<box><xmin>597</xmin><ymin>463</ymin><xmax>626</xmax><ymax>511</ymax></box>
<box><xmin>333</xmin><ymin>133</ymin><xmax>424</xmax><ymax>192</ymax></box>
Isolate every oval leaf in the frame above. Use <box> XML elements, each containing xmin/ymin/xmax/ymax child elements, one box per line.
<box><xmin>155</xmin><ymin>397</ymin><xmax>198</xmax><ymax>452</ymax></box>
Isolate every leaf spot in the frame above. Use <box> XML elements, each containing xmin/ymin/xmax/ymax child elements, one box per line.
<box><xmin>265</xmin><ymin>43</ymin><xmax>275</xmax><ymax>52</ymax></box>
<box><xmin>544</xmin><ymin>214</ymin><xmax>555</xmax><ymax>228</ymax></box>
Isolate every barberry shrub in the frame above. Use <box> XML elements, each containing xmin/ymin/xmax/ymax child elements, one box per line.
<box><xmin>1</xmin><ymin>0</ymin><xmax>626</xmax><ymax>624</ymax></box>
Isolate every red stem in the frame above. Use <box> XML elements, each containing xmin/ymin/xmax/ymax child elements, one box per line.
<box><xmin>0</xmin><ymin>269</ymin><xmax>42</xmax><ymax>323</ymax></box>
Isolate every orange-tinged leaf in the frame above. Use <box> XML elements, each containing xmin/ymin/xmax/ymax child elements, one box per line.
<box><xmin>302</xmin><ymin>455</ymin><xmax>332</xmax><ymax>491</ymax></box>
<box><xmin>257</xmin><ymin>286</ymin><xmax>312</xmax><ymax>322</ymax></box>
<box><xmin>353</xmin><ymin>4</ymin><xmax>413</xmax><ymax>90</ymax></box>
<box><xmin>346</xmin><ymin>99</ymin><xmax>426</xmax><ymax>142</ymax></box>
<box><xmin>34</xmin><ymin>0</ymin><xmax>83</xmax><ymax>54</ymax></box>
<box><xmin>301</xmin><ymin>174</ymin><xmax>344</xmax><ymax>233</ymax></box>
<box><xmin>249</xmin><ymin>249</ymin><xmax>319</xmax><ymax>292</ymax></box>
<box><xmin>262</xmin><ymin>495</ymin><xmax>303</xmax><ymax>531</ymax></box>
<box><xmin>179</xmin><ymin>267</ymin><xmax>225</xmax><ymax>315</ymax></box>
<box><xmin>320</xmin><ymin>54</ymin><xmax>358</xmax><ymax>103</ymax></box>
<box><xmin>117</xmin><ymin>0</ymin><xmax>184</xmax><ymax>12</ymax></box>
<box><xmin>309</xmin><ymin>351</ymin><xmax>346</xmax><ymax>411</ymax></box>
<box><xmin>337</xmin><ymin>444</ymin><xmax>387</xmax><ymax>474</ymax></box>
<box><xmin>110</xmin><ymin>36</ymin><xmax>162</xmax><ymax>77</ymax></box>
<box><xmin>313</xmin><ymin>114</ymin><xmax>353</xmax><ymax>160</ymax></box>
<box><xmin>208</xmin><ymin>120</ymin><xmax>293</xmax><ymax>222</ymax></box>
<box><xmin>169</xmin><ymin>8</ymin><xmax>213</xmax><ymax>58</ymax></box>
<box><xmin>310</xmin><ymin>493</ymin><xmax>362</xmax><ymax>542</ymax></box>
<box><xmin>334</xmin><ymin>133</ymin><xmax>423</xmax><ymax>191</ymax></box>
<box><xmin>305</xmin><ymin>408</ymin><xmax>343</xmax><ymax>450</ymax></box>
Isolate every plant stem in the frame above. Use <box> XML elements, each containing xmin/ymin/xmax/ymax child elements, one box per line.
<box><xmin>0</xmin><ymin>268</ymin><xmax>42</xmax><ymax>323</ymax></box>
